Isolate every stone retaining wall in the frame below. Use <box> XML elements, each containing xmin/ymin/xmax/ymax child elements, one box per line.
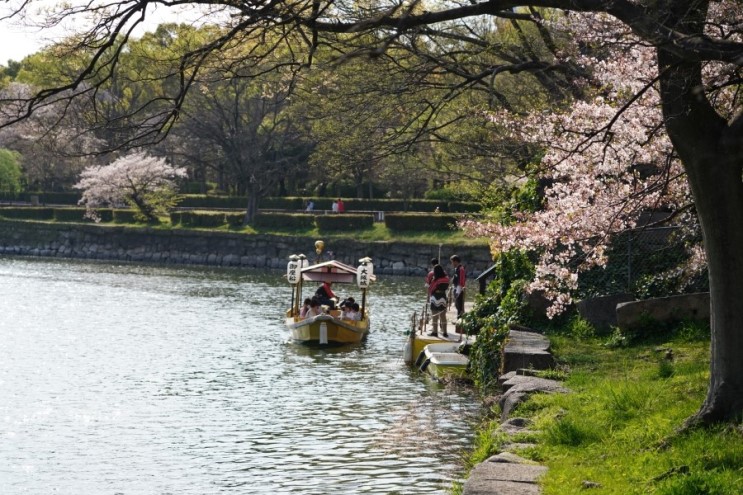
<box><xmin>0</xmin><ymin>219</ymin><xmax>493</xmax><ymax>277</ymax></box>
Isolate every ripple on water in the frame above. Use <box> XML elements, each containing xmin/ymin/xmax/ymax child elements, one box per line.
<box><xmin>0</xmin><ymin>257</ymin><xmax>478</xmax><ymax>494</ymax></box>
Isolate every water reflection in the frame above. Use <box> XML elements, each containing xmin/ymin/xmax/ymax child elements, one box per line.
<box><xmin>0</xmin><ymin>257</ymin><xmax>478</xmax><ymax>494</ymax></box>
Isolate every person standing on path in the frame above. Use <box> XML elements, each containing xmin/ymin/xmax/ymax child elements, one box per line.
<box><xmin>450</xmin><ymin>254</ymin><xmax>466</xmax><ymax>318</ymax></box>
<box><xmin>427</xmin><ymin>264</ymin><xmax>450</xmax><ymax>337</ymax></box>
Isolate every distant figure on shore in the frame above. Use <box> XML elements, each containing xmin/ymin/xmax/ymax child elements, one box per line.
<box><xmin>331</xmin><ymin>200</ymin><xmax>338</xmax><ymax>213</ymax></box>
<box><xmin>337</xmin><ymin>198</ymin><xmax>345</xmax><ymax>213</ymax></box>
<box><xmin>306</xmin><ymin>200</ymin><xmax>315</xmax><ymax>212</ymax></box>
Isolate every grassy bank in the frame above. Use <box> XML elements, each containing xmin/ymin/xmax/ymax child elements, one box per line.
<box><xmin>463</xmin><ymin>323</ymin><xmax>743</xmax><ymax>494</ymax></box>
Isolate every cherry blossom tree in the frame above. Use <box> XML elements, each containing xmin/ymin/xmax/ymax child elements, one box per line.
<box><xmin>75</xmin><ymin>152</ymin><xmax>187</xmax><ymax>222</ymax></box>
<box><xmin>462</xmin><ymin>12</ymin><xmax>698</xmax><ymax>318</ymax></box>
<box><xmin>0</xmin><ymin>82</ymin><xmax>106</xmax><ymax>190</ymax></box>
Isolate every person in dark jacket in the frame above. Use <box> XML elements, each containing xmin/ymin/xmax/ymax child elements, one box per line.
<box><xmin>315</xmin><ymin>281</ymin><xmax>337</xmax><ymax>309</ymax></box>
<box><xmin>427</xmin><ymin>264</ymin><xmax>449</xmax><ymax>337</ymax></box>
<box><xmin>450</xmin><ymin>254</ymin><xmax>466</xmax><ymax>318</ymax></box>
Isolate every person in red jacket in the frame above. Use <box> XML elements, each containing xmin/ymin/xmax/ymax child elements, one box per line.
<box><xmin>450</xmin><ymin>254</ymin><xmax>466</xmax><ymax>318</ymax></box>
<box><xmin>315</xmin><ymin>281</ymin><xmax>337</xmax><ymax>309</ymax></box>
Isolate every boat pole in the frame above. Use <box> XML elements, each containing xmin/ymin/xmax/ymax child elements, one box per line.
<box><xmin>361</xmin><ymin>287</ymin><xmax>367</xmax><ymax>320</ymax></box>
<box><xmin>296</xmin><ymin>254</ymin><xmax>307</xmax><ymax>317</ymax></box>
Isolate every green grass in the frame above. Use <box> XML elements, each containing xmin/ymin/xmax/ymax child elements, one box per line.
<box><xmin>20</xmin><ymin>210</ymin><xmax>487</xmax><ymax>245</ymax></box>
<box><xmin>463</xmin><ymin>327</ymin><xmax>743</xmax><ymax>495</ymax></box>
<box><xmin>87</xmin><ymin>216</ymin><xmax>484</xmax><ymax>245</ymax></box>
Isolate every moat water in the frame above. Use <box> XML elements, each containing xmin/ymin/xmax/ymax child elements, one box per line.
<box><xmin>0</xmin><ymin>257</ymin><xmax>478</xmax><ymax>494</ymax></box>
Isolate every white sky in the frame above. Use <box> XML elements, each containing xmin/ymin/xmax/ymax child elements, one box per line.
<box><xmin>0</xmin><ymin>2</ymin><xmax>211</xmax><ymax>65</ymax></box>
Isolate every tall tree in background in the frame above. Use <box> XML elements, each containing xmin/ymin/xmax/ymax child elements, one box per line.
<box><xmin>0</xmin><ymin>147</ymin><xmax>22</xmax><ymax>194</ymax></box>
<box><xmin>1</xmin><ymin>0</ymin><xmax>743</xmax><ymax>425</ymax></box>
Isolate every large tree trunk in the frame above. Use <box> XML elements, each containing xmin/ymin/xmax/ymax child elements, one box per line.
<box><xmin>657</xmin><ymin>1</ymin><xmax>743</xmax><ymax>424</ymax></box>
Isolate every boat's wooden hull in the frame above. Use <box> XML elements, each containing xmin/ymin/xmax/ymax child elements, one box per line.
<box><xmin>287</xmin><ymin>314</ymin><xmax>369</xmax><ymax>345</ymax></box>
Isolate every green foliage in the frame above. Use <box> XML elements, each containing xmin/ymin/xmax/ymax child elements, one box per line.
<box><xmin>563</xmin><ymin>315</ymin><xmax>596</xmax><ymax>340</ymax></box>
<box><xmin>464</xmin><ymin>422</ymin><xmax>507</xmax><ymax>469</ymax></box>
<box><xmin>53</xmin><ymin>208</ymin><xmax>89</xmax><ymax>222</ymax></box>
<box><xmin>52</xmin><ymin>207</ymin><xmax>113</xmax><ymax>223</ymax></box>
<box><xmin>657</xmin><ymin>357</ymin><xmax>675</xmax><ymax>379</ymax></box>
<box><xmin>481</xmin><ymin>177</ymin><xmax>542</xmax><ymax>223</ymax></box>
<box><xmin>252</xmin><ymin>212</ymin><xmax>316</xmax><ymax>229</ymax></box>
<box><xmin>258</xmin><ymin>196</ymin><xmax>306</xmax><ymax>210</ymax></box>
<box><xmin>177</xmin><ymin>195</ymin><xmax>248</xmax><ymax>209</ymax></box>
<box><xmin>225</xmin><ymin>212</ymin><xmax>245</xmax><ymax>228</ymax></box>
<box><xmin>464</xmin><ymin>249</ymin><xmax>537</xmax><ymax>390</ymax></box>
<box><xmin>112</xmin><ymin>209</ymin><xmax>141</xmax><ymax>224</ymax></box>
<box><xmin>315</xmin><ymin>214</ymin><xmax>374</xmax><ymax>232</ymax></box>
<box><xmin>35</xmin><ymin>192</ymin><xmax>81</xmax><ymax>205</ymax></box>
<box><xmin>465</xmin><ymin>328</ymin><xmax>743</xmax><ymax>495</ymax></box>
<box><xmin>177</xmin><ymin>210</ymin><xmax>228</xmax><ymax>228</ymax></box>
<box><xmin>543</xmin><ymin>416</ymin><xmax>602</xmax><ymax>446</ymax></box>
<box><xmin>0</xmin><ymin>148</ymin><xmax>22</xmax><ymax>194</ymax></box>
<box><xmin>176</xmin><ymin>195</ymin><xmax>481</xmax><ymax>213</ymax></box>
<box><xmin>384</xmin><ymin>213</ymin><xmax>460</xmax><ymax>231</ymax></box>
<box><xmin>605</xmin><ymin>318</ymin><xmax>710</xmax><ymax>348</ymax></box>
<box><xmin>0</xmin><ymin>207</ymin><xmax>54</xmax><ymax>220</ymax></box>
<box><xmin>169</xmin><ymin>211</ymin><xmax>182</xmax><ymax>225</ymax></box>
<box><xmin>424</xmin><ymin>184</ymin><xmax>476</xmax><ymax>202</ymax></box>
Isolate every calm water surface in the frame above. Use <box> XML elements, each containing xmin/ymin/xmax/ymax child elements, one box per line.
<box><xmin>0</xmin><ymin>257</ymin><xmax>478</xmax><ymax>495</ymax></box>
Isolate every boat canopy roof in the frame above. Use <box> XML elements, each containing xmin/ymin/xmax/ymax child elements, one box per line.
<box><xmin>301</xmin><ymin>259</ymin><xmax>376</xmax><ymax>284</ymax></box>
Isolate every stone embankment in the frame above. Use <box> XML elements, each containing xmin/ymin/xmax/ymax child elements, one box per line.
<box><xmin>0</xmin><ymin>219</ymin><xmax>492</xmax><ymax>277</ymax></box>
<box><xmin>463</xmin><ymin>328</ymin><xmax>567</xmax><ymax>495</ymax></box>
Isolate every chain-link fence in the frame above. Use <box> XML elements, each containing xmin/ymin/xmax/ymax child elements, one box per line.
<box><xmin>577</xmin><ymin>226</ymin><xmax>708</xmax><ymax>300</ymax></box>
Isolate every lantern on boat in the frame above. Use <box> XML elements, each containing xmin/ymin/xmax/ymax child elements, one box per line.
<box><xmin>298</xmin><ymin>253</ymin><xmax>308</xmax><ymax>269</ymax></box>
<box><xmin>357</xmin><ymin>257</ymin><xmax>373</xmax><ymax>289</ymax></box>
<box><xmin>287</xmin><ymin>254</ymin><xmax>300</xmax><ymax>285</ymax></box>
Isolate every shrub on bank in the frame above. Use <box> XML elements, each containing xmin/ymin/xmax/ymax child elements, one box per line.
<box><xmin>53</xmin><ymin>207</ymin><xmax>91</xmax><ymax>223</ymax></box>
<box><xmin>175</xmin><ymin>194</ymin><xmax>481</xmax><ymax>213</ymax></box>
<box><xmin>384</xmin><ymin>213</ymin><xmax>460</xmax><ymax>231</ymax></box>
<box><xmin>0</xmin><ymin>207</ymin><xmax>55</xmax><ymax>220</ymax></box>
<box><xmin>177</xmin><ymin>195</ymin><xmax>246</xmax><ymax>209</ymax></box>
<box><xmin>178</xmin><ymin>210</ymin><xmax>228</xmax><ymax>228</ymax></box>
<box><xmin>225</xmin><ymin>212</ymin><xmax>245</xmax><ymax>228</ymax></box>
<box><xmin>112</xmin><ymin>209</ymin><xmax>141</xmax><ymax>224</ymax></box>
<box><xmin>315</xmin><ymin>214</ymin><xmax>374</xmax><ymax>232</ymax></box>
<box><xmin>252</xmin><ymin>212</ymin><xmax>315</xmax><ymax>229</ymax></box>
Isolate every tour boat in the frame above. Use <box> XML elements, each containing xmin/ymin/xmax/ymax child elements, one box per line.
<box><xmin>285</xmin><ymin>246</ymin><xmax>375</xmax><ymax>345</ymax></box>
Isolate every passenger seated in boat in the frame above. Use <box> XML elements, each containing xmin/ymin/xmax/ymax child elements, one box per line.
<box><xmin>299</xmin><ymin>298</ymin><xmax>312</xmax><ymax>318</ymax></box>
<box><xmin>315</xmin><ymin>281</ymin><xmax>338</xmax><ymax>309</ymax></box>
<box><xmin>304</xmin><ymin>298</ymin><xmax>322</xmax><ymax>319</ymax></box>
<box><xmin>428</xmin><ymin>265</ymin><xmax>450</xmax><ymax>337</ymax></box>
<box><xmin>343</xmin><ymin>302</ymin><xmax>362</xmax><ymax>321</ymax></box>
